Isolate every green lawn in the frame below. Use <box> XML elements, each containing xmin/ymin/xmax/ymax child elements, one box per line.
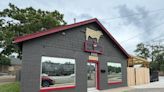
<box><xmin>0</xmin><ymin>82</ymin><xmax>20</xmax><ymax>92</ymax></box>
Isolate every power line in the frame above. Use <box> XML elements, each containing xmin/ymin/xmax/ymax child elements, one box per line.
<box><xmin>97</xmin><ymin>8</ymin><xmax>164</xmax><ymax>44</ymax></box>
<box><xmin>120</xmin><ymin>22</ymin><xmax>164</xmax><ymax>44</ymax></box>
<box><xmin>123</xmin><ymin>33</ymin><xmax>164</xmax><ymax>53</ymax></box>
<box><xmin>98</xmin><ymin>8</ymin><xmax>164</xmax><ymax>21</ymax></box>
<box><xmin>118</xmin><ymin>23</ymin><xmax>164</xmax><ymax>52</ymax></box>
<box><xmin>145</xmin><ymin>36</ymin><xmax>164</xmax><ymax>44</ymax></box>
<box><xmin>73</xmin><ymin>7</ymin><xmax>164</xmax><ymax>24</ymax></box>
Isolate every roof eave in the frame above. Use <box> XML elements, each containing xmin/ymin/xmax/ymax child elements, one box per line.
<box><xmin>13</xmin><ymin>18</ymin><xmax>129</xmax><ymax>58</ymax></box>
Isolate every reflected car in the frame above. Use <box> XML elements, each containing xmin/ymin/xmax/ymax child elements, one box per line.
<box><xmin>52</xmin><ymin>74</ymin><xmax>75</xmax><ymax>84</ymax></box>
<box><xmin>41</xmin><ymin>74</ymin><xmax>55</xmax><ymax>87</ymax></box>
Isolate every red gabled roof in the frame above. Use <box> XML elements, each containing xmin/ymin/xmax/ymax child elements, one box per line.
<box><xmin>14</xmin><ymin>18</ymin><xmax>129</xmax><ymax>58</ymax></box>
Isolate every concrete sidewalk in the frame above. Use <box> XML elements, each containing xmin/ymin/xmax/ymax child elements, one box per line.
<box><xmin>88</xmin><ymin>87</ymin><xmax>133</xmax><ymax>92</ymax></box>
<box><xmin>128</xmin><ymin>76</ymin><xmax>164</xmax><ymax>92</ymax></box>
<box><xmin>88</xmin><ymin>87</ymin><xmax>164</xmax><ymax>92</ymax></box>
<box><xmin>101</xmin><ymin>87</ymin><xmax>133</xmax><ymax>92</ymax></box>
<box><xmin>131</xmin><ymin>76</ymin><xmax>164</xmax><ymax>88</ymax></box>
<box><xmin>129</xmin><ymin>88</ymin><xmax>164</xmax><ymax>92</ymax></box>
<box><xmin>88</xmin><ymin>76</ymin><xmax>164</xmax><ymax>92</ymax></box>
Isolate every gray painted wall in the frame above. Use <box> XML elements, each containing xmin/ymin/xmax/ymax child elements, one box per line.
<box><xmin>21</xmin><ymin>22</ymin><xmax>127</xmax><ymax>92</ymax></box>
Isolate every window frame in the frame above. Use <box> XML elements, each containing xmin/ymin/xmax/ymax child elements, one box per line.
<box><xmin>107</xmin><ymin>61</ymin><xmax>123</xmax><ymax>85</ymax></box>
<box><xmin>40</xmin><ymin>56</ymin><xmax>76</xmax><ymax>91</ymax></box>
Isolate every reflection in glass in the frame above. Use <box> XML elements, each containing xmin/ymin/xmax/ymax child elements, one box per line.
<box><xmin>107</xmin><ymin>62</ymin><xmax>122</xmax><ymax>83</ymax></box>
<box><xmin>41</xmin><ymin>56</ymin><xmax>75</xmax><ymax>88</ymax></box>
<box><xmin>87</xmin><ymin>63</ymin><xmax>96</xmax><ymax>88</ymax></box>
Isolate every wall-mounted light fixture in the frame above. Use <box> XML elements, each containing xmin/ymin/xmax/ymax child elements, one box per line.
<box><xmin>62</xmin><ymin>32</ymin><xmax>66</xmax><ymax>35</ymax></box>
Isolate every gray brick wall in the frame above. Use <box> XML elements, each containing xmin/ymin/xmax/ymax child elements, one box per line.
<box><xmin>21</xmin><ymin>22</ymin><xmax>127</xmax><ymax>92</ymax></box>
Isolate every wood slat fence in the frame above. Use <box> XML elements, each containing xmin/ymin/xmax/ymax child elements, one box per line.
<box><xmin>127</xmin><ymin>67</ymin><xmax>150</xmax><ymax>86</ymax></box>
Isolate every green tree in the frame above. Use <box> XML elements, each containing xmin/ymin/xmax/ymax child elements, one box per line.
<box><xmin>0</xmin><ymin>3</ymin><xmax>66</xmax><ymax>59</ymax></box>
<box><xmin>134</xmin><ymin>43</ymin><xmax>164</xmax><ymax>71</ymax></box>
<box><xmin>134</xmin><ymin>43</ymin><xmax>150</xmax><ymax>59</ymax></box>
<box><xmin>150</xmin><ymin>61</ymin><xmax>158</xmax><ymax>71</ymax></box>
<box><xmin>0</xmin><ymin>55</ymin><xmax>10</xmax><ymax>65</ymax></box>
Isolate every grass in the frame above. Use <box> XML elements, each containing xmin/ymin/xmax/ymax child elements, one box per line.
<box><xmin>0</xmin><ymin>82</ymin><xmax>20</xmax><ymax>92</ymax></box>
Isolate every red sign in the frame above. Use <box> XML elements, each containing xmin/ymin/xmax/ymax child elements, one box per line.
<box><xmin>84</xmin><ymin>41</ymin><xmax>103</xmax><ymax>54</ymax></box>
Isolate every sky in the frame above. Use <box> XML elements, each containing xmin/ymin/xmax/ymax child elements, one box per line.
<box><xmin>108</xmin><ymin>62</ymin><xmax>121</xmax><ymax>67</ymax></box>
<box><xmin>0</xmin><ymin>0</ymin><xmax>164</xmax><ymax>55</ymax></box>
<box><xmin>42</xmin><ymin>56</ymin><xmax>75</xmax><ymax>64</ymax></box>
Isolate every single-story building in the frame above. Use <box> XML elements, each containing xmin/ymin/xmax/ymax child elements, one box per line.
<box><xmin>14</xmin><ymin>18</ymin><xmax>129</xmax><ymax>92</ymax></box>
<box><xmin>0</xmin><ymin>56</ymin><xmax>21</xmax><ymax>75</ymax></box>
<box><xmin>8</xmin><ymin>56</ymin><xmax>22</xmax><ymax>75</ymax></box>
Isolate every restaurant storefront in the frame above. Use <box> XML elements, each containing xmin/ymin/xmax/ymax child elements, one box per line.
<box><xmin>14</xmin><ymin>18</ymin><xmax>129</xmax><ymax>92</ymax></box>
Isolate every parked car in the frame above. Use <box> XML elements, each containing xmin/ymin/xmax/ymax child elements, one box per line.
<box><xmin>150</xmin><ymin>70</ymin><xmax>159</xmax><ymax>82</ymax></box>
<box><xmin>41</xmin><ymin>74</ymin><xmax>55</xmax><ymax>87</ymax></box>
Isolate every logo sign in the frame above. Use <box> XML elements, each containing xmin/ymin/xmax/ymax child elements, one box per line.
<box><xmin>84</xmin><ymin>28</ymin><xmax>103</xmax><ymax>54</ymax></box>
<box><xmin>86</xmin><ymin>28</ymin><xmax>103</xmax><ymax>42</ymax></box>
<box><xmin>84</xmin><ymin>40</ymin><xmax>103</xmax><ymax>54</ymax></box>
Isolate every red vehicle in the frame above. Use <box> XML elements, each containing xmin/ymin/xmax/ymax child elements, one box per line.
<box><xmin>41</xmin><ymin>74</ymin><xmax>55</xmax><ymax>87</ymax></box>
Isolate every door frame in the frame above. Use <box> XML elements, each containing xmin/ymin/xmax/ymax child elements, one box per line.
<box><xmin>87</xmin><ymin>60</ymin><xmax>100</xmax><ymax>90</ymax></box>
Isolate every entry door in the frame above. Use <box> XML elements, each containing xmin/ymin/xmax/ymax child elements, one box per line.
<box><xmin>87</xmin><ymin>62</ymin><xmax>96</xmax><ymax>88</ymax></box>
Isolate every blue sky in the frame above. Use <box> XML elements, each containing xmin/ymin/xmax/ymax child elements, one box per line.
<box><xmin>0</xmin><ymin>0</ymin><xmax>164</xmax><ymax>55</ymax></box>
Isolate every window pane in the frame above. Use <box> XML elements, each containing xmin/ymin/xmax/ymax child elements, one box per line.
<box><xmin>107</xmin><ymin>62</ymin><xmax>122</xmax><ymax>83</ymax></box>
<box><xmin>41</xmin><ymin>56</ymin><xmax>75</xmax><ymax>88</ymax></box>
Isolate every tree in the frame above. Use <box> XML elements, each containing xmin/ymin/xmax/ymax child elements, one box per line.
<box><xmin>150</xmin><ymin>61</ymin><xmax>158</xmax><ymax>71</ymax></box>
<box><xmin>134</xmin><ymin>43</ymin><xmax>150</xmax><ymax>59</ymax></box>
<box><xmin>0</xmin><ymin>3</ymin><xmax>66</xmax><ymax>59</ymax></box>
<box><xmin>0</xmin><ymin>55</ymin><xmax>10</xmax><ymax>65</ymax></box>
<box><xmin>134</xmin><ymin>43</ymin><xmax>164</xmax><ymax>71</ymax></box>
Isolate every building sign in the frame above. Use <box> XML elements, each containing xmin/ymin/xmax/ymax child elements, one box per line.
<box><xmin>86</xmin><ymin>28</ymin><xmax>103</xmax><ymax>42</ymax></box>
<box><xmin>84</xmin><ymin>28</ymin><xmax>103</xmax><ymax>54</ymax></box>
<box><xmin>84</xmin><ymin>27</ymin><xmax>103</xmax><ymax>61</ymax></box>
<box><xmin>84</xmin><ymin>40</ymin><xmax>103</xmax><ymax>54</ymax></box>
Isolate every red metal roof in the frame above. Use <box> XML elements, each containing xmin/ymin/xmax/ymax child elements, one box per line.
<box><xmin>14</xmin><ymin>18</ymin><xmax>129</xmax><ymax>57</ymax></box>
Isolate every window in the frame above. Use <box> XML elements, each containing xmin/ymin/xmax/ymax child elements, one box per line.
<box><xmin>41</xmin><ymin>56</ymin><xmax>75</xmax><ymax>88</ymax></box>
<box><xmin>107</xmin><ymin>62</ymin><xmax>122</xmax><ymax>83</ymax></box>
<box><xmin>87</xmin><ymin>62</ymin><xmax>96</xmax><ymax>88</ymax></box>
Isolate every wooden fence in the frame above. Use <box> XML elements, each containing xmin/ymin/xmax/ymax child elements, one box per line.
<box><xmin>0</xmin><ymin>65</ymin><xmax>9</xmax><ymax>73</ymax></box>
<box><xmin>127</xmin><ymin>67</ymin><xmax>150</xmax><ymax>86</ymax></box>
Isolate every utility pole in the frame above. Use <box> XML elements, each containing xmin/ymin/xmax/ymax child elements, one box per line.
<box><xmin>151</xmin><ymin>45</ymin><xmax>155</xmax><ymax>62</ymax></box>
<box><xmin>73</xmin><ymin>18</ymin><xmax>76</xmax><ymax>23</ymax></box>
